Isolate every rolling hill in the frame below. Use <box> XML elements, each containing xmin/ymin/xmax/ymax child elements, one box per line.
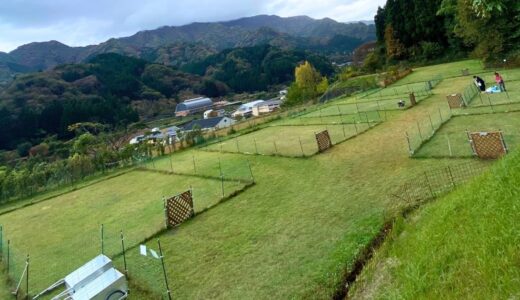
<box><xmin>0</xmin><ymin>15</ymin><xmax>375</xmax><ymax>79</ymax></box>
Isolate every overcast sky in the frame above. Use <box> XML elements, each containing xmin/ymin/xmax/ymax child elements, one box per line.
<box><xmin>0</xmin><ymin>0</ymin><xmax>386</xmax><ymax>52</ymax></box>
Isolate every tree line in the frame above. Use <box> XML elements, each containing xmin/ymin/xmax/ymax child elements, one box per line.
<box><xmin>370</xmin><ymin>0</ymin><xmax>519</xmax><ymax>66</ymax></box>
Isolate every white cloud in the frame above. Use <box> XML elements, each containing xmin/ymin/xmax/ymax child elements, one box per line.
<box><xmin>0</xmin><ymin>0</ymin><xmax>385</xmax><ymax>52</ymax></box>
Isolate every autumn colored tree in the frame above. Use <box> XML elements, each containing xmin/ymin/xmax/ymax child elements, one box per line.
<box><xmin>285</xmin><ymin>61</ymin><xmax>327</xmax><ymax>106</ymax></box>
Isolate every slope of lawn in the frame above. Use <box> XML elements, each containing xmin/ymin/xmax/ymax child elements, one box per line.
<box><xmin>350</xmin><ymin>150</ymin><xmax>520</xmax><ymax>299</ymax></box>
<box><xmin>0</xmin><ymin>60</ymin><xmax>514</xmax><ymax>299</ymax></box>
<box><xmin>414</xmin><ymin>111</ymin><xmax>520</xmax><ymax>158</ymax></box>
<box><xmin>0</xmin><ymin>170</ymin><xmax>245</xmax><ymax>295</ymax></box>
<box><xmin>117</xmin><ymin>60</ymin><xmax>498</xmax><ymax>299</ymax></box>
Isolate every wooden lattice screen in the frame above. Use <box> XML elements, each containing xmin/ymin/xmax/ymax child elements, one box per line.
<box><xmin>164</xmin><ymin>190</ymin><xmax>194</xmax><ymax>228</ymax></box>
<box><xmin>469</xmin><ymin>131</ymin><xmax>507</xmax><ymax>159</ymax></box>
<box><xmin>315</xmin><ymin>130</ymin><xmax>332</xmax><ymax>152</ymax></box>
<box><xmin>447</xmin><ymin>93</ymin><xmax>465</xmax><ymax>108</ymax></box>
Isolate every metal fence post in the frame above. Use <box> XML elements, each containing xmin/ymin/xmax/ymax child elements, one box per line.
<box><xmin>157</xmin><ymin>240</ymin><xmax>172</xmax><ymax>300</ymax></box>
<box><xmin>424</xmin><ymin>172</ymin><xmax>435</xmax><ymax>199</ymax></box>
<box><xmin>26</xmin><ymin>254</ymin><xmax>29</xmax><ymax>300</ymax></box>
<box><xmin>428</xmin><ymin>114</ymin><xmax>435</xmax><ymax>134</ymax></box>
<box><xmin>405</xmin><ymin>132</ymin><xmax>413</xmax><ymax>157</ymax></box>
<box><xmin>0</xmin><ymin>225</ymin><xmax>3</xmax><ymax>261</ymax></box>
<box><xmin>220</xmin><ymin>175</ymin><xmax>225</xmax><ymax>199</ymax></box>
<box><xmin>299</xmin><ymin>137</ymin><xmax>305</xmax><ymax>157</ymax></box>
<box><xmin>100</xmin><ymin>224</ymin><xmax>104</xmax><ymax>255</ymax></box>
<box><xmin>7</xmin><ymin>239</ymin><xmax>10</xmax><ymax>274</ymax></box>
<box><xmin>447</xmin><ymin>134</ymin><xmax>453</xmax><ymax>157</ymax></box>
<box><xmin>447</xmin><ymin>166</ymin><xmax>456</xmax><ymax>188</ymax></box>
<box><xmin>416</xmin><ymin>121</ymin><xmax>424</xmax><ymax>141</ymax></box>
<box><xmin>120</xmin><ymin>231</ymin><xmax>128</xmax><ymax>277</ymax></box>
<box><xmin>247</xmin><ymin>160</ymin><xmax>255</xmax><ymax>183</ymax></box>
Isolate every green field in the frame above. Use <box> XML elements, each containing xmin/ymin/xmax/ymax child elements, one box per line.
<box><xmin>201</xmin><ymin>123</ymin><xmax>375</xmax><ymax>157</ymax></box>
<box><xmin>0</xmin><ymin>170</ymin><xmax>246</xmax><ymax>295</ymax></box>
<box><xmin>1</xmin><ymin>59</ymin><xmax>519</xmax><ymax>299</ymax></box>
<box><xmin>414</xmin><ymin>112</ymin><xmax>520</xmax><ymax>158</ymax></box>
<box><xmin>350</xmin><ymin>149</ymin><xmax>520</xmax><ymax>299</ymax></box>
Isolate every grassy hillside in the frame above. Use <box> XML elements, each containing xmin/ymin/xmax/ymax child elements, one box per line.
<box><xmin>1</xmin><ymin>59</ymin><xmax>518</xmax><ymax>299</ymax></box>
<box><xmin>350</xmin><ymin>151</ymin><xmax>520</xmax><ymax>299</ymax></box>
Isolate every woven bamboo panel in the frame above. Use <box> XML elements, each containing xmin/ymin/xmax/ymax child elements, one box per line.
<box><xmin>447</xmin><ymin>94</ymin><xmax>465</xmax><ymax>108</ymax></box>
<box><xmin>470</xmin><ymin>131</ymin><xmax>507</xmax><ymax>159</ymax></box>
<box><xmin>165</xmin><ymin>190</ymin><xmax>194</xmax><ymax>227</ymax></box>
<box><xmin>315</xmin><ymin>130</ymin><xmax>332</xmax><ymax>152</ymax></box>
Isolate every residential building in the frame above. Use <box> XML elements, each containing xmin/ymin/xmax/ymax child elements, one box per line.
<box><xmin>232</xmin><ymin>100</ymin><xmax>265</xmax><ymax>118</ymax></box>
<box><xmin>252</xmin><ymin>100</ymin><xmax>282</xmax><ymax>116</ymax></box>
<box><xmin>182</xmin><ymin>117</ymin><xmax>236</xmax><ymax>132</ymax></box>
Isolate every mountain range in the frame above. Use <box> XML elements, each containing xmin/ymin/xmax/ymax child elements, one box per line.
<box><xmin>0</xmin><ymin>15</ymin><xmax>375</xmax><ymax>84</ymax></box>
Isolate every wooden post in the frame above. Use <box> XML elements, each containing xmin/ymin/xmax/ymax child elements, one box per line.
<box><xmin>192</xmin><ymin>156</ymin><xmax>197</xmax><ymax>174</ymax></box>
<box><xmin>438</xmin><ymin>108</ymin><xmax>443</xmax><ymax>123</ymax></box>
<box><xmin>254</xmin><ymin>138</ymin><xmax>259</xmax><ymax>154</ymax></box>
<box><xmin>273</xmin><ymin>141</ymin><xmax>278</xmax><ymax>155</ymax></box>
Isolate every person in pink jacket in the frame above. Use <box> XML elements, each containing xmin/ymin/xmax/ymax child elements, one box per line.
<box><xmin>495</xmin><ymin>72</ymin><xmax>506</xmax><ymax>92</ymax></box>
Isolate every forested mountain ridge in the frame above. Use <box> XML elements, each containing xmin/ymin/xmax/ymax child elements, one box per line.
<box><xmin>0</xmin><ymin>14</ymin><xmax>374</xmax><ymax>81</ymax></box>
<box><xmin>0</xmin><ymin>53</ymin><xmax>215</xmax><ymax>150</ymax></box>
<box><xmin>0</xmin><ymin>46</ymin><xmax>333</xmax><ymax>150</ymax></box>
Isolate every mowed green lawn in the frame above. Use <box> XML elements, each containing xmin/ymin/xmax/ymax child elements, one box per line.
<box><xmin>0</xmin><ymin>170</ymin><xmax>245</xmax><ymax>295</ymax></box>
<box><xmin>350</xmin><ymin>148</ymin><xmax>520</xmax><ymax>299</ymax></box>
<box><xmin>276</xmin><ymin>110</ymin><xmax>383</xmax><ymax>126</ymax></box>
<box><xmin>464</xmin><ymin>77</ymin><xmax>520</xmax><ymax>107</ymax></box>
<box><xmin>414</xmin><ymin>111</ymin><xmax>520</xmax><ymax>158</ymax></box>
<box><xmin>202</xmin><ymin>123</ymin><xmax>372</xmax><ymax>157</ymax></box>
<box><xmin>398</xmin><ymin>59</ymin><xmax>485</xmax><ymax>84</ymax></box>
<box><xmin>1</xmin><ymin>59</ymin><xmax>518</xmax><ymax>299</ymax></box>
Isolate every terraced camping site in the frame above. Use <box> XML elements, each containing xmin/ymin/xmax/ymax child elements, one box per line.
<box><xmin>1</xmin><ymin>60</ymin><xmax>519</xmax><ymax>299</ymax></box>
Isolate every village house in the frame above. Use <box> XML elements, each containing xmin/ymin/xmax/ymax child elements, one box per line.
<box><xmin>182</xmin><ymin>117</ymin><xmax>236</xmax><ymax>132</ymax></box>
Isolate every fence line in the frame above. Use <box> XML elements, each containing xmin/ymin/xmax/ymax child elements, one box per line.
<box><xmin>391</xmin><ymin>161</ymin><xmax>487</xmax><ymax>208</ymax></box>
<box><xmin>406</xmin><ymin>107</ymin><xmax>454</xmax><ymax>157</ymax></box>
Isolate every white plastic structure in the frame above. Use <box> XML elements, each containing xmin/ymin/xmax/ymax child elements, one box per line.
<box><xmin>35</xmin><ymin>255</ymin><xmax>128</xmax><ymax>300</ymax></box>
<box><xmin>71</xmin><ymin>268</ymin><xmax>127</xmax><ymax>300</ymax></box>
<box><xmin>64</xmin><ymin>255</ymin><xmax>113</xmax><ymax>292</ymax></box>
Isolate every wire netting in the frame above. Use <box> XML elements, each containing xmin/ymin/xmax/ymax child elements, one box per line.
<box><xmin>392</xmin><ymin>161</ymin><xmax>488</xmax><ymax>207</ymax></box>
